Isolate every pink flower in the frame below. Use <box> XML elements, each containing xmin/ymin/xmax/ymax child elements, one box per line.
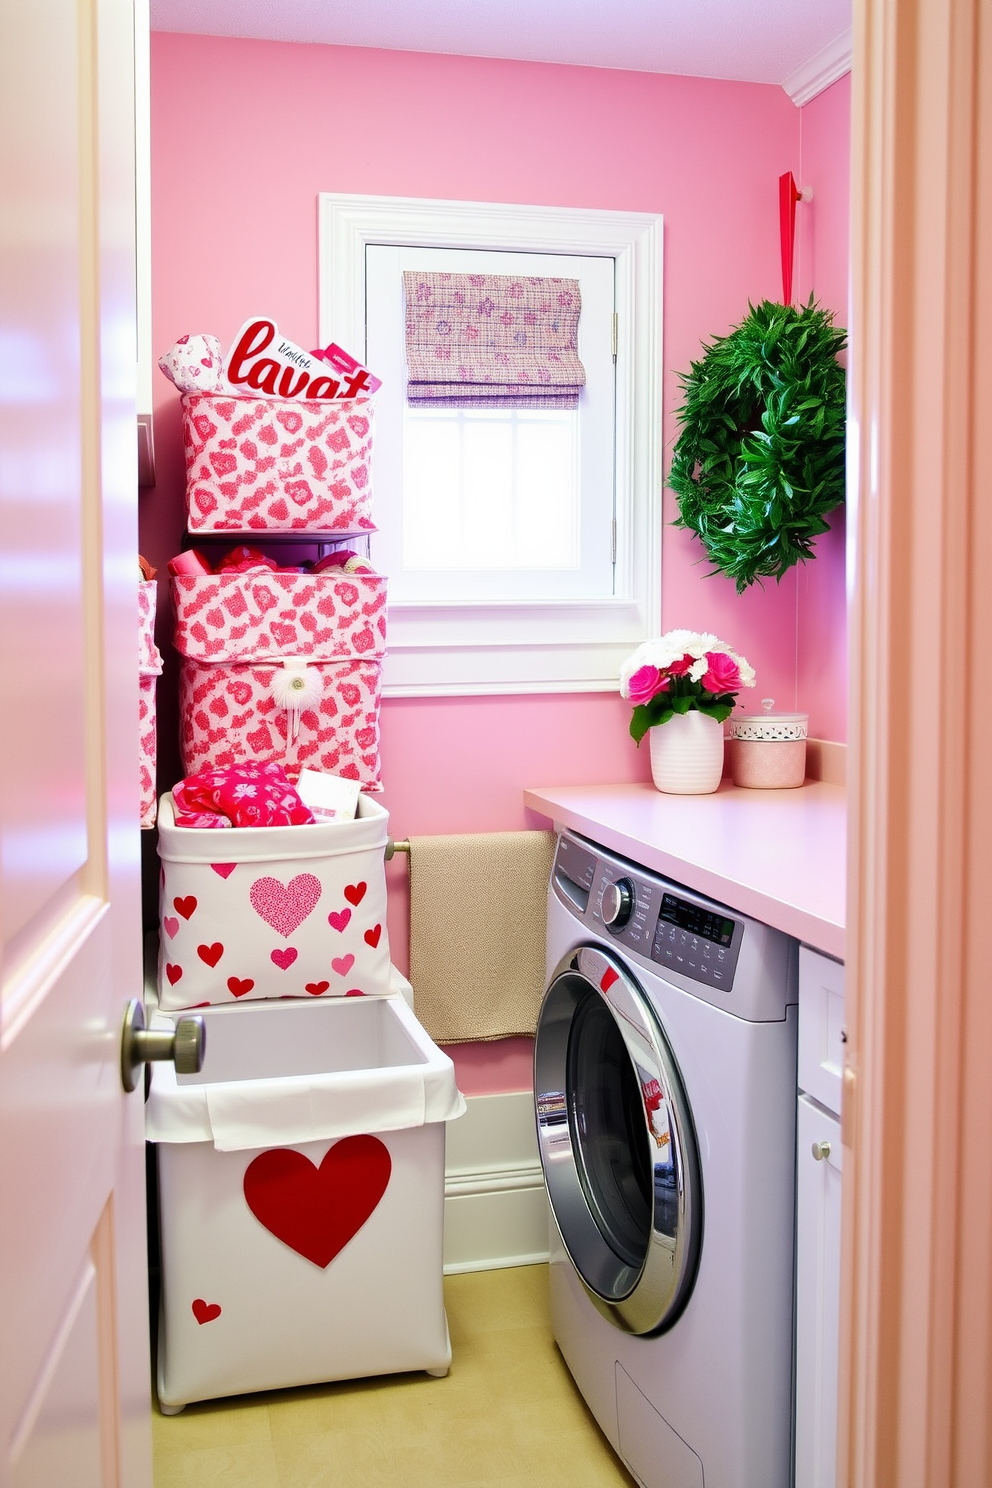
<box><xmin>667</xmin><ymin>653</ymin><xmax>695</xmax><ymax>677</ymax></box>
<box><xmin>700</xmin><ymin>651</ymin><xmax>742</xmax><ymax>694</ymax></box>
<box><xmin>628</xmin><ymin>665</ymin><xmax>668</xmax><ymax>705</ymax></box>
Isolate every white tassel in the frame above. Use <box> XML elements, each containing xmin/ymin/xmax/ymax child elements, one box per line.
<box><xmin>271</xmin><ymin>659</ymin><xmax>322</xmax><ymax>741</ymax></box>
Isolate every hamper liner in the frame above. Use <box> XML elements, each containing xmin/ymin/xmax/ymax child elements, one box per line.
<box><xmin>173</xmin><ymin>568</ymin><xmax>386</xmax><ymax>790</ymax></box>
<box><xmin>139</xmin><ymin>578</ymin><xmax>163</xmax><ymax>828</ymax></box>
<box><xmin>182</xmin><ymin>391</ymin><xmax>375</xmax><ymax>532</ymax></box>
<box><xmin>145</xmin><ymin>987</ymin><xmax>466</xmax><ymax>1409</ymax></box>
<box><xmin>157</xmin><ymin>791</ymin><xmax>392</xmax><ymax>1010</ymax></box>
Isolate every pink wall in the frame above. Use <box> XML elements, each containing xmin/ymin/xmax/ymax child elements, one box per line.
<box><xmin>797</xmin><ymin>73</ymin><xmax>852</xmax><ymax>743</ymax></box>
<box><xmin>144</xmin><ymin>35</ymin><xmax>849</xmax><ymax>1093</ymax></box>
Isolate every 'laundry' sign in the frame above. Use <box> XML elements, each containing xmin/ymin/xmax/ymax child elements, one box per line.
<box><xmin>225</xmin><ymin>318</ymin><xmax>381</xmax><ymax>401</ymax></box>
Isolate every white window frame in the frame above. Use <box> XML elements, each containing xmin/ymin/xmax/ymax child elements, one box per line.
<box><xmin>318</xmin><ymin>193</ymin><xmax>663</xmax><ymax>697</ymax></box>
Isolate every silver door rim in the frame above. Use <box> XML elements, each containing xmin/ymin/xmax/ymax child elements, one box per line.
<box><xmin>535</xmin><ymin>943</ymin><xmax>702</xmax><ymax>1335</ymax></box>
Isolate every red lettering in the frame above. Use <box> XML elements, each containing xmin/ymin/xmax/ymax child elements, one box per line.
<box><xmin>227</xmin><ymin>319</ymin><xmax>275</xmax><ymax>385</ymax></box>
<box><xmin>246</xmin><ymin>359</ymin><xmax>280</xmax><ymax>395</ymax></box>
<box><xmin>306</xmin><ymin>375</ymin><xmax>341</xmax><ymax>399</ymax></box>
<box><xmin>277</xmin><ymin>365</ymin><xmax>309</xmax><ymax>398</ymax></box>
<box><xmin>343</xmin><ymin>369</ymin><xmax>372</xmax><ymax>397</ymax></box>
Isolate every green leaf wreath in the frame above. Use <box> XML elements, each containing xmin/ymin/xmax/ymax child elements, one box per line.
<box><xmin>668</xmin><ymin>298</ymin><xmax>847</xmax><ymax>593</ymax></box>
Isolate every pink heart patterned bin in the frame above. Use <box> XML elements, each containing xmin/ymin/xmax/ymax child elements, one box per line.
<box><xmin>181</xmin><ymin>392</ymin><xmax>376</xmax><ymax>533</ymax></box>
<box><xmin>139</xmin><ymin>578</ymin><xmax>163</xmax><ymax>828</ymax></box>
<box><xmin>156</xmin><ymin>791</ymin><xmax>391</xmax><ymax>1010</ymax></box>
<box><xmin>172</xmin><ymin>568</ymin><xmax>386</xmax><ymax>791</ymax></box>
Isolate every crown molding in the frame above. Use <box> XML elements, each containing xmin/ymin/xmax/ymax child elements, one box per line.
<box><xmin>782</xmin><ymin>26</ymin><xmax>852</xmax><ymax>106</ymax></box>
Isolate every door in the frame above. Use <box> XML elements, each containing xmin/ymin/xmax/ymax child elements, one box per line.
<box><xmin>0</xmin><ymin>0</ymin><xmax>152</xmax><ymax>1484</ymax></box>
<box><xmin>535</xmin><ymin>943</ymin><xmax>701</xmax><ymax>1336</ymax></box>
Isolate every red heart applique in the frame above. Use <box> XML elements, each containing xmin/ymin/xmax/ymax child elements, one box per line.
<box><xmin>166</xmin><ymin>964</ymin><xmax>183</xmax><ymax>986</ymax></box>
<box><xmin>242</xmin><ymin>1136</ymin><xmax>391</xmax><ymax>1268</ymax></box>
<box><xmin>228</xmin><ymin>977</ymin><xmax>254</xmax><ymax>998</ymax></box>
<box><xmin>363</xmin><ymin>925</ymin><xmax>382</xmax><ymax>949</ymax></box>
<box><xmin>250</xmin><ymin>874</ymin><xmax>321</xmax><ymax>937</ymax></box>
<box><xmin>327</xmin><ymin>908</ymin><xmax>351</xmax><ymax>932</ymax></box>
<box><xmin>271</xmin><ymin>947</ymin><xmax>298</xmax><ymax>971</ymax></box>
<box><xmin>305</xmin><ymin>980</ymin><xmax>330</xmax><ymax>996</ymax></box>
<box><xmin>211</xmin><ymin>862</ymin><xmax>237</xmax><ymax>879</ymax></box>
<box><xmin>345</xmin><ymin>988</ymin><xmax>366</xmax><ymax>998</ymax></box>
<box><xmin>163</xmin><ymin>916</ymin><xmax>179</xmax><ymax>939</ymax></box>
<box><xmin>331</xmin><ymin>954</ymin><xmax>355</xmax><ymax>977</ymax></box>
<box><xmin>192</xmin><ymin>1299</ymin><xmax>222</xmax><ymax>1325</ymax></box>
<box><xmin>198</xmin><ymin>942</ymin><xmax>224</xmax><ymax>968</ymax></box>
<box><xmin>343</xmin><ymin>882</ymin><xmax>367</xmax><ymax>907</ymax></box>
<box><xmin>174</xmin><ymin>896</ymin><xmax>197</xmax><ymax>920</ymax></box>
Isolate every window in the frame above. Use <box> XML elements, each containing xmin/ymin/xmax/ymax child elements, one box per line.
<box><xmin>319</xmin><ymin>195</ymin><xmax>662</xmax><ymax>696</ymax></box>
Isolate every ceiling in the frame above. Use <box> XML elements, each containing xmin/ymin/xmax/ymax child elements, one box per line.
<box><xmin>149</xmin><ymin>0</ymin><xmax>853</xmax><ymax>103</ymax></box>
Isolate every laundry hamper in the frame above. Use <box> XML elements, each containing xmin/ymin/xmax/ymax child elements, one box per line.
<box><xmin>139</xmin><ymin>578</ymin><xmax>163</xmax><ymax>828</ymax></box>
<box><xmin>173</xmin><ymin>566</ymin><xmax>386</xmax><ymax>789</ymax></box>
<box><xmin>145</xmin><ymin>984</ymin><xmax>466</xmax><ymax>1411</ymax></box>
<box><xmin>182</xmin><ymin>392</ymin><xmax>376</xmax><ymax>533</ymax></box>
<box><xmin>157</xmin><ymin>791</ymin><xmax>391</xmax><ymax>1009</ymax></box>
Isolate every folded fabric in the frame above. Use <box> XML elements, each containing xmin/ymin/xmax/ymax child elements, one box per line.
<box><xmin>214</xmin><ymin>544</ymin><xmax>278</xmax><ymax>575</ymax></box>
<box><xmin>203</xmin><ymin>1066</ymin><xmax>427</xmax><ymax>1152</ymax></box>
<box><xmin>173</xmin><ymin>811</ymin><xmax>232</xmax><ymax>829</ymax></box>
<box><xmin>173</xmin><ymin>760</ymin><xmax>314</xmax><ymax>828</ymax></box>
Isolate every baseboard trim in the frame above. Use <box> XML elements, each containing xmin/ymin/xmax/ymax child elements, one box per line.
<box><xmin>445</xmin><ymin>1163</ymin><xmax>545</xmax><ymax>1199</ymax></box>
<box><xmin>444</xmin><ymin>1250</ymin><xmax>550</xmax><ymax>1276</ymax></box>
<box><xmin>444</xmin><ymin>1091</ymin><xmax>549</xmax><ymax>1274</ymax></box>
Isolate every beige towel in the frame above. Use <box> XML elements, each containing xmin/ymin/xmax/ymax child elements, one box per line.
<box><xmin>408</xmin><ymin>831</ymin><xmax>556</xmax><ymax>1043</ymax></box>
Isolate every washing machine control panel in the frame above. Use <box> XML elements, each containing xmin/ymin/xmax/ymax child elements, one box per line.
<box><xmin>553</xmin><ymin>833</ymin><xmax>745</xmax><ymax>992</ymax></box>
<box><xmin>601</xmin><ymin>877</ymin><xmax>635</xmax><ymax>928</ymax></box>
<box><xmin>650</xmin><ymin>891</ymin><xmax>741</xmax><ymax>989</ymax></box>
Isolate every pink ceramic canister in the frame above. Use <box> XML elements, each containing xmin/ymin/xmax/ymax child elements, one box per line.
<box><xmin>730</xmin><ymin>700</ymin><xmax>808</xmax><ymax>789</ymax></box>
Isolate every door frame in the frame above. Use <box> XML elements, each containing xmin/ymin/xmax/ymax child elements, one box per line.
<box><xmin>844</xmin><ymin>0</ymin><xmax>992</xmax><ymax>1479</ymax></box>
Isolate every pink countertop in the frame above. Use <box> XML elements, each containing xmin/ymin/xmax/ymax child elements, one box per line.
<box><xmin>523</xmin><ymin>781</ymin><xmax>846</xmax><ymax>960</ymax></box>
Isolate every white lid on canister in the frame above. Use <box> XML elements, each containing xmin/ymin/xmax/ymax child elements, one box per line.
<box><xmin>729</xmin><ymin>698</ymin><xmax>808</xmax><ymax>741</ymax></box>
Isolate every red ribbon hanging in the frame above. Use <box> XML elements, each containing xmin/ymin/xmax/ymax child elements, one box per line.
<box><xmin>779</xmin><ymin>171</ymin><xmax>802</xmax><ymax>307</ymax></box>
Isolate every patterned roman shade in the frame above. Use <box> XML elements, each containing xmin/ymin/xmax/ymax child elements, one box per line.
<box><xmin>402</xmin><ymin>271</ymin><xmax>586</xmax><ymax>408</ymax></box>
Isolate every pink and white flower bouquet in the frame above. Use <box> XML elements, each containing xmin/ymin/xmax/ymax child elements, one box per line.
<box><xmin>621</xmin><ymin>630</ymin><xmax>756</xmax><ymax>743</ymax></box>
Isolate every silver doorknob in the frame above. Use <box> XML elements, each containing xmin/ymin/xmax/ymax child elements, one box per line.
<box><xmin>811</xmin><ymin>1140</ymin><xmax>832</xmax><ymax>1162</ymax></box>
<box><xmin>120</xmin><ymin>998</ymin><xmax>205</xmax><ymax>1093</ymax></box>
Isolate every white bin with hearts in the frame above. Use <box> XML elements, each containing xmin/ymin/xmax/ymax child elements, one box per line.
<box><xmin>156</xmin><ymin>791</ymin><xmax>392</xmax><ymax>1009</ymax></box>
<box><xmin>146</xmin><ymin>981</ymin><xmax>465</xmax><ymax>1410</ymax></box>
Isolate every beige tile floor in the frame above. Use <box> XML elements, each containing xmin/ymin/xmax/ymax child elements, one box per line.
<box><xmin>152</xmin><ymin>1263</ymin><xmax>636</xmax><ymax>1488</ymax></box>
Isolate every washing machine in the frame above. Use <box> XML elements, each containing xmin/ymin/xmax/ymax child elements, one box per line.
<box><xmin>535</xmin><ymin>830</ymin><xmax>798</xmax><ymax>1488</ymax></box>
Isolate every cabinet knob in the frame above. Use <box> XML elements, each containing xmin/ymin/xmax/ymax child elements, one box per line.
<box><xmin>811</xmin><ymin>1140</ymin><xmax>832</xmax><ymax>1162</ymax></box>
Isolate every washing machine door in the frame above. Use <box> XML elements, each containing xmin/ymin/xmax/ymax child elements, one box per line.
<box><xmin>535</xmin><ymin>943</ymin><xmax>702</xmax><ymax>1336</ymax></box>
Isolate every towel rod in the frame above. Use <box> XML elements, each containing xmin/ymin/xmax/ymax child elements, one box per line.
<box><xmin>385</xmin><ymin>838</ymin><xmax>410</xmax><ymax>860</ymax></box>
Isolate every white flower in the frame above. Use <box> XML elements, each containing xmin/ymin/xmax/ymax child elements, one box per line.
<box><xmin>619</xmin><ymin>629</ymin><xmax>755</xmax><ymax>698</ymax></box>
<box><xmin>231</xmin><ymin>783</ymin><xmax>258</xmax><ymax>800</ymax></box>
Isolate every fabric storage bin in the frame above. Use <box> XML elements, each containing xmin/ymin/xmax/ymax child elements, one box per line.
<box><xmin>173</xmin><ymin>568</ymin><xmax>386</xmax><ymax>789</ymax></box>
<box><xmin>139</xmin><ymin>578</ymin><xmax>163</xmax><ymax>828</ymax></box>
<box><xmin>157</xmin><ymin>791</ymin><xmax>392</xmax><ymax>1009</ymax></box>
<box><xmin>182</xmin><ymin>392</ymin><xmax>376</xmax><ymax>533</ymax></box>
<box><xmin>145</xmin><ymin>989</ymin><xmax>466</xmax><ymax>1411</ymax></box>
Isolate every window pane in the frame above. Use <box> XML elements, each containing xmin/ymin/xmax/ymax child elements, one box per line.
<box><xmin>402</xmin><ymin>407</ymin><xmax>579</xmax><ymax>572</ymax></box>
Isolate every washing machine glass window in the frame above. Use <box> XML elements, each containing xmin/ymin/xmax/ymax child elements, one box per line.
<box><xmin>567</xmin><ymin>988</ymin><xmax>653</xmax><ymax>1268</ymax></box>
<box><xmin>536</xmin><ymin>944</ymin><xmax>702</xmax><ymax>1336</ymax></box>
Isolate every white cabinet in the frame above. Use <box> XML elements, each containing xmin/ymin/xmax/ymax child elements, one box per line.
<box><xmin>795</xmin><ymin>948</ymin><xmax>845</xmax><ymax>1488</ymax></box>
<box><xmin>795</xmin><ymin>1096</ymin><xmax>842</xmax><ymax>1488</ymax></box>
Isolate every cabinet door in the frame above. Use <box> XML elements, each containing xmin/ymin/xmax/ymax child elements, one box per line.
<box><xmin>795</xmin><ymin>1097</ymin><xmax>842</xmax><ymax>1488</ymax></box>
<box><xmin>798</xmin><ymin>947</ymin><xmax>845</xmax><ymax>1112</ymax></box>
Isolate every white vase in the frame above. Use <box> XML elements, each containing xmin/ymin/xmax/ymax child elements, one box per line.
<box><xmin>648</xmin><ymin>712</ymin><xmax>725</xmax><ymax>794</ymax></box>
